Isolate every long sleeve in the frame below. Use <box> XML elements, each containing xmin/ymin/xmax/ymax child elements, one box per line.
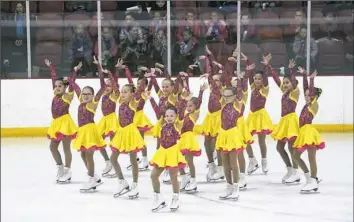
<box><xmin>302</xmin><ymin>71</ymin><xmax>309</xmax><ymax>93</ymax></box>
<box><xmin>50</xmin><ymin>64</ymin><xmax>57</xmax><ymax>89</ymax></box>
<box><xmin>97</xmin><ymin>63</ymin><xmax>105</xmax><ymax>88</ymax></box>
<box><xmin>266</xmin><ymin>65</ymin><xmax>281</xmax><ymax>88</ymax></box>
<box><xmin>124</xmin><ymin>67</ymin><xmax>134</xmax><ymax>84</ymax></box>
<box><xmin>149</xmin><ymin>97</ymin><xmax>160</xmax><ymax>119</ymax></box>
<box><xmin>151</xmin><ymin>76</ymin><xmax>161</xmax><ymax>94</ymax></box>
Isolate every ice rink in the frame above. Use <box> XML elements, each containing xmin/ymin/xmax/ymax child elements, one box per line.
<box><xmin>1</xmin><ymin>134</ymin><xmax>353</xmax><ymax>222</ymax></box>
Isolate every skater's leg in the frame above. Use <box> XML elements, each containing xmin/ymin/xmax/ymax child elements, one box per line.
<box><xmin>99</xmin><ymin>148</ymin><xmax>110</xmax><ymax>161</ymax></box>
<box><xmin>221</xmin><ymin>152</ymin><xmax>232</xmax><ymax>184</ymax></box>
<box><xmin>204</xmin><ymin>136</ymin><xmax>214</xmax><ymax>163</ymax></box>
<box><xmin>293</xmin><ymin>149</ymin><xmax>309</xmax><ymax>173</ymax></box>
<box><xmin>258</xmin><ymin>134</ymin><xmax>267</xmax><ymax>158</ymax></box>
<box><xmin>129</xmin><ymin>152</ymin><xmax>139</xmax><ymax>183</ymax></box>
<box><xmin>185</xmin><ymin>154</ymin><xmax>196</xmax><ymax>178</ymax></box>
<box><xmin>211</xmin><ymin>137</ymin><xmax>222</xmax><ymax>166</ymax></box>
<box><xmin>85</xmin><ymin>150</ymin><xmax>95</xmax><ymax>177</ymax></box>
<box><xmin>81</xmin><ymin>151</ymin><xmax>88</xmax><ymax>169</ymax></box>
<box><xmin>156</xmin><ymin>138</ymin><xmax>160</xmax><ymax>150</ymax></box>
<box><xmin>276</xmin><ymin>140</ymin><xmax>292</xmax><ymax>167</ymax></box>
<box><xmin>245</xmin><ymin>143</ymin><xmax>255</xmax><ymax>158</ymax></box>
<box><xmin>110</xmin><ymin>151</ymin><xmax>124</xmax><ymax>179</ymax></box>
<box><xmin>237</xmin><ymin>150</ymin><xmax>246</xmax><ymax>174</ymax></box>
<box><xmin>151</xmin><ymin>167</ymin><xmax>165</xmax><ymax>193</ymax></box>
<box><xmin>307</xmin><ymin>147</ymin><xmax>318</xmax><ymax>178</ymax></box>
<box><xmin>229</xmin><ymin>151</ymin><xmax>240</xmax><ymax>183</ymax></box>
<box><xmin>62</xmin><ymin>136</ymin><xmax>72</xmax><ymax>168</ymax></box>
<box><xmin>287</xmin><ymin>140</ymin><xmax>299</xmax><ymax>169</ymax></box>
<box><xmin>169</xmin><ymin>168</ymin><xmax>180</xmax><ymax>193</ymax></box>
<box><xmin>179</xmin><ymin>167</ymin><xmax>186</xmax><ymax>175</ymax></box>
<box><xmin>140</xmin><ymin>131</ymin><xmax>148</xmax><ymax>157</ymax></box>
<box><xmin>49</xmin><ymin>140</ymin><xmax>63</xmax><ymax>165</ymax></box>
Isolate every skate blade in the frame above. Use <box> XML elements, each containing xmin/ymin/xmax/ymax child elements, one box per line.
<box><xmin>163</xmin><ymin>180</ymin><xmax>171</xmax><ymax>184</ymax></box>
<box><xmin>126</xmin><ymin>165</ymin><xmax>132</xmax><ymax>170</ymax></box>
<box><xmin>185</xmin><ymin>188</ymin><xmax>198</xmax><ymax>194</ymax></box>
<box><xmin>102</xmin><ymin>171</ymin><xmax>112</xmax><ymax>177</ymax></box>
<box><xmin>247</xmin><ymin>166</ymin><xmax>259</xmax><ymax>175</ymax></box>
<box><xmin>113</xmin><ymin>188</ymin><xmax>130</xmax><ymax>198</ymax></box>
<box><xmin>170</xmin><ymin>207</ymin><xmax>179</xmax><ymax>212</ymax></box>
<box><xmin>285</xmin><ymin>179</ymin><xmax>301</xmax><ymax>185</ymax></box>
<box><xmin>128</xmin><ymin>193</ymin><xmax>139</xmax><ymax>199</ymax></box>
<box><xmin>57</xmin><ymin>178</ymin><xmax>71</xmax><ymax>184</ymax></box>
<box><xmin>138</xmin><ymin>167</ymin><xmax>149</xmax><ymax>172</ymax></box>
<box><xmin>220</xmin><ymin>196</ymin><xmax>239</xmax><ymax>201</ymax></box>
<box><xmin>209</xmin><ymin>176</ymin><xmax>225</xmax><ymax>182</ymax></box>
<box><xmin>80</xmin><ymin>187</ymin><xmax>98</xmax><ymax>193</ymax></box>
<box><xmin>239</xmin><ymin>185</ymin><xmax>247</xmax><ymax>190</ymax></box>
<box><xmin>105</xmin><ymin>173</ymin><xmax>117</xmax><ymax>178</ymax></box>
<box><xmin>152</xmin><ymin>202</ymin><xmax>167</xmax><ymax>212</ymax></box>
<box><xmin>301</xmin><ymin>189</ymin><xmax>319</xmax><ymax>194</ymax></box>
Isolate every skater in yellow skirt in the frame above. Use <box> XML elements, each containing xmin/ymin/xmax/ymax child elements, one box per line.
<box><xmin>149</xmin><ymin>106</ymin><xmax>187</xmax><ymax>211</ymax></box>
<box><xmin>178</xmin><ymin>82</ymin><xmax>207</xmax><ymax>192</ymax></box>
<box><xmin>266</xmin><ymin>56</ymin><xmax>302</xmax><ymax>184</ymax></box>
<box><xmin>109</xmin><ymin>83</ymin><xmax>147</xmax><ymax>199</ymax></box>
<box><xmin>216</xmin><ymin>86</ymin><xmax>246</xmax><ymax>200</ymax></box>
<box><xmin>94</xmin><ymin>57</ymin><xmax>120</xmax><ymax>177</ymax></box>
<box><xmin>45</xmin><ymin>59</ymin><xmax>78</xmax><ymax>183</ymax></box>
<box><xmin>70</xmin><ymin>73</ymin><xmax>106</xmax><ymax>192</ymax></box>
<box><xmin>293</xmin><ymin>69</ymin><xmax>325</xmax><ymax>193</ymax></box>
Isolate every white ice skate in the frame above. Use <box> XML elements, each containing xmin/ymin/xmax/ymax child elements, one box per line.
<box><xmin>102</xmin><ymin>160</ymin><xmax>112</xmax><ymax>177</ymax></box>
<box><xmin>127</xmin><ymin>157</ymin><xmax>141</xmax><ymax>170</ymax></box>
<box><xmin>180</xmin><ymin>174</ymin><xmax>190</xmax><ymax>191</ymax></box>
<box><xmin>247</xmin><ymin>158</ymin><xmax>259</xmax><ymax>175</ymax></box>
<box><xmin>230</xmin><ymin>183</ymin><xmax>240</xmax><ymax>200</ymax></box>
<box><xmin>106</xmin><ymin>172</ymin><xmax>117</xmax><ymax>178</ymax></box>
<box><xmin>284</xmin><ymin>168</ymin><xmax>301</xmax><ymax>184</ymax></box>
<box><xmin>80</xmin><ymin>176</ymin><xmax>98</xmax><ymax>192</ymax></box>
<box><xmin>261</xmin><ymin>158</ymin><xmax>268</xmax><ymax>174</ymax></box>
<box><xmin>56</xmin><ymin>164</ymin><xmax>64</xmax><ymax>182</ymax></box>
<box><xmin>210</xmin><ymin>166</ymin><xmax>224</xmax><ymax>181</ymax></box>
<box><xmin>206</xmin><ymin>162</ymin><xmax>217</xmax><ymax>182</ymax></box>
<box><xmin>282</xmin><ymin>167</ymin><xmax>293</xmax><ymax>183</ymax></box>
<box><xmin>185</xmin><ymin>178</ymin><xmax>197</xmax><ymax>193</ymax></box>
<box><xmin>138</xmin><ymin>157</ymin><xmax>149</xmax><ymax>171</ymax></box>
<box><xmin>184</xmin><ymin>165</ymin><xmax>190</xmax><ymax>175</ymax></box>
<box><xmin>58</xmin><ymin>167</ymin><xmax>72</xmax><ymax>183</ymax></box>
<box><xmin>94</xmin><ymin>174</ymin><xmax>103</xmax><ymax>186</ymax></box>
<box><xmin>170</xmin><ymin>193</ymin><xmax>180</xmax><ymax>211</ymax></box>
<box><xmin>127</xmin><ymin>182</ymin><xmax>139</xmax><ymax>199</ymax></box>
<box><xmin>162</xmin><ymin>170</ymin><xmax>171</xmax><ymax>184</ymax></box>
<box><xmin>239</xmin><ymin>173</ymin><xmax>247</xmax><ymax>190</ymax></box>
<box><xmin>152</xmin><ymin>193</ymin><xmax>166</xmax><ymax>212</ymax></box>
<box><xmin>113</xmin><ymin>179</ymin><xmax>130</xmax><ymax>197</ymax></box>
<box><xmin>301</xmin><ymin>177</ymin><xmax>320</xmax><ymax>193</ymax></box>
<box><xmin>219</xmin><ymin>183</ymin><xmax>233</xmax><ymax>199</ymax></box>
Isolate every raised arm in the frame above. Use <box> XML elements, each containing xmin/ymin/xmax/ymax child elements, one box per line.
<box><xmin>287</xmin><ymin>59</ymin><xmax>298</xmax><ymax>89</ymax></box>
<box><xmin>93</xmin><ymin>57</ymin><xmax>105</xmax><ymax>88</ymax></box>
<box><xmin>298</xmin><ymin>66</ymin><xmax>308</xmax><ymax>93</ymax></box>
<box><xmin>44</xmin><ymin>59</ymin><xmax>56</xmax><ymax>89</ymax></box>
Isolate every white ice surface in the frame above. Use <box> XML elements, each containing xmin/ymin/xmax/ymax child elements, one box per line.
<box><xmin>1</xmin><ymin>134</ymin><xmax>353</xmax><ymax>222</ymax></box>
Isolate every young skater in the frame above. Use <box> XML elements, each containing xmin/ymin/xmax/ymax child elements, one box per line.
<box><xmin>94</xmin><ymin>57</ymin><xmax>119</xmax><ymax>176</ymax></box>
<box><xmin>70</xmin><ymin>70</ymin><xmax>106</xmax><ymax>192</ymax></box>
<box><xmin>149</xmin><ymin>106</ymin><xmax>187</xmax><ymax>212</ymax></box>
<box><xmin>293</xmin><ymin>68</ymin><xmax>325</xmax><ymax>193</ymax></box>
<box><xmin>241</xmin><ymin>53</ymin><xmax>273</xmax><ymax>175</ymax></box>
<box><xmin>45</xmin><ymin>59</ymin><xmax>78</xmax><ymax>183</ymax></box>
<box><xmin>178</xmin><ymin>80</ymin><xmax>208</xmax><ymax>192</ymax></box>
<box><xmin>265</xmin><ymin>55</ymin><xmax>302</xmax><ymax>184</ymax></box>
<box><xmin>109</xmin><ymin>78</ymin><xmax>147</xmax><ymax>199</ymax></box>
<box><xmin>215</xmin><ymin>83</ymin><xmax>246</xmax><ymax>200</ymax></box>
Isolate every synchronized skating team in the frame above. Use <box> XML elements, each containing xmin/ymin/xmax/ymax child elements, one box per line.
<box><xmin>46</xmin><ymin>46</ymin><xmax>325</xmax><ymax>212</ymax></box>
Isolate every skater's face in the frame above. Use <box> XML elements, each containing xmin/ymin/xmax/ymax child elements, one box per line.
<box><xmin>222</xmin><ymin>88</ymin><xmax>236</xmax><ymax>104</ymax></box>
<box><xmin>54</xmin><ymin>80</ymin><xmax>67</xmax><ymax>95</ymax></box>
<box><xmin>137</xmin><ymin>78</ymin><xmax>147</xmax><ymax>89</ymax></box>
<box><xmin>282</xmin><ymin>77</ymin><xmax>293</xmax><ymax>91</ymax></box>
<box><xmin>212</xmin><ymin>74</ymin><xmax>222</xmax><ymax>88</ymax></box>
<box><xmin>253</xmin><ymin>73</ymin><xmax>263</xmax><ymax>87</ymax></box>
<box><xmin>162</xmin><ymin>79</ymin><xmax>173</xmax><ymax>94</ymax></box>
<box><xmin>104</xmin><ymin>79</ymin><xmax>113</xmax><ymax>94</ymax></box>
<box><xmin>82</xmin><ymin>87</ymin><xmax>94</xmax><ymax>103</ymax></box>
<box><xmin>186</xmin><ymin>100</ymin><xmax>197</xmax><ymax>113</ymax></box>
<box><xmin>121</xmin><ymin>85</ymin><xmax>134</xmax><ymax>102</ymax></box>
<box><xmin>164</xmin><ymin>109</ymin><xmax>177</xmax><ymax>123</ymax></box>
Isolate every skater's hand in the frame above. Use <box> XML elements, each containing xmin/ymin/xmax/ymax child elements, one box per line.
<box><xmin>74</xmin><ymin>62</ymin><xmax>83</xmax><ymax>71</ymax></box>
<box><xmin>297</xmin><ymin>66</ymin><xmax>305</xmax><ymax>74</ymax></box>
<box><xmin>246</xmin><ymin>63</ymin><xmax>255</xmax><ymax>71</ymax></box>
<box><xmin>309</xmin><ymin>70</ymin><xmax>317</xmax><ymax>78</ymax></box>
<box><xmin>93</xmin><ymin>56</ymin><xmax>98</xmax><ymax>65</ymax></box>
<box><xmin>200</xmin><ymin>82</ymin><xmax>208</xmax><ymax>91</ymax></box>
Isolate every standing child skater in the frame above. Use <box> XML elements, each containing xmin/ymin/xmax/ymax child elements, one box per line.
<box><xmin>109</xmin><ymin>78</ymin><xmax>147</xmax><ymax>199</ymax></box>
<box><xmin>178</xmin><ymin>79</ymin><xmax>208</xmax><ymax>192</ymax></box>
<box><xmin>94</xmin><ymin>57</ymin><xmax>119</xmax><ymax>177</ymax></box>
<box><xmin>264</xmin><ymin>55</ymin><xmax>303</xmax><ymax>184</ymax></box>
<box><xmin>149</xmin><ymin>105</ymin><xmax>187</xmax><ymax>212</ymax></box>
<box><xmin>240</xmin><ymin>53</ymin><xmax>273</xmax><ymax>175</ymax></box>
<box><xmin>119</xmin><ymin>63</ymin><xmax>153</xmax><ymax>171</ymax></box>
<box><xmin>293</xmin><ymin>68</ymin><xmax>325</xmax><ymax>193</ymax></box>
<box><xmin>45</xmin><ymin>59</ymin><xmax>78</xmax><ymax>183</ymax></box>
<box><xmin>215</xmin><ymin>83</ymin><xmax>246</xmax><ymax>200</ymax></box>
<box><xmin>70</xmin><ymin>69</ymin><xmax>107</xmax><ymax>192</ymax></box>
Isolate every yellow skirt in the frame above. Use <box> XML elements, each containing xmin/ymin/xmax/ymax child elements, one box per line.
<box><xmin>179</xmin><ymin>131</ymin><xmax>201</xmax><ymax>156</ymax></box>
<box><xmin>198</xmin><ymin>110</ymin><xmax>221</xmax><ymax>137</ymax></box>
<box><xmin>47</xmin><ymin>114</ymin><xmax>78</xmax><ymax>141</ymax></box>
<box><xmin>133</xmin><ymin>110</ymin><xmax>153</xmax><ymax>132</ymax></box>
<box><xmin>247</xmin><ymin>108</ymin><xmax>273</xmax><ymax>135</ymax></box>
<box><xmin>72</xmin><ymin>123</ymin><xmax>106</xmax><ymax>151</ymax></box>
<box><xmin>293</xmin><ymin>124</ymin><xmax>325</xmax><ymax>152</ymax></box>
<box><xmin>216</xmin><ymin>126</ymin><xmax>246</xmax><ymax>153</ymax></box>
<box><xmin>97</xmin><ymin>112</ymin><xmax>119</xmax><ymax>138</ymax></box>
<box><xmin>150</xmin><ymin>144</ymin><xmax>187</xmax><ymax>169</ymax></box>
<box><xmin>110</xmin><ymin>123</ymin><xmax>145</xmax><ymax>153</ymax></box>
<box><xmin>237</xmin><ymin>116</ymin><xmax>254</xmax><ymax>144</ymax></box>
<box><xmin>272</xmin><ymin>112</ymin><xmax>299</xmax><ymax>141</ymax></box>
<box><xmin>152</xmin><ymin>118</ymin><xmax>163</xmax><ymax>138</ymax></box>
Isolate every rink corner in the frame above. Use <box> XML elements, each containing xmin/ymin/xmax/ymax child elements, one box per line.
<box><xmin>0</xmin><ymin>124</ymin><xmax>353</xmax><ymax>138</ymax></box>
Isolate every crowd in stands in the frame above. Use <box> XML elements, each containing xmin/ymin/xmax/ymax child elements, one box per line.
<box><xmin>0</xmin><ymin>1</ymin><xmax>353</xmax><ymax>78</ymax></box>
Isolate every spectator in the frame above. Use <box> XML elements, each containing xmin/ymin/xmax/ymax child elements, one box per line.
<box><xmin>149</xmin><ymin>11</ymin><xmax>167</xmax><ymax>36</ymax></box>
<box><xmin>204</xmin><ymin>11</ymin><xmax>228</xmax><ymax>42</ymax></box>
<box><xmin>150</xmin><ymin>1</ymin><xmax>167</xmax><ymax>12</ymax></box>
<box><xmin>230</xmin><ymin>13</ymin><xmax>256</xmax><ymax>43</ymax></box>
<box><xmin>150</xmin><ymin>28</ymin><xmax>167</xmax><ymax>67</ymax></box>
<box><xmin>172</xmin><ymin>29</ymin><xmax>198</xmax><ymax>72</ymax></box>
<box><xmin>283</xmin><ymin>10</ymin><xmax>305</xmax><ymax>42</ymax></box>
<box><xmin>94</xmin><ymin>27</ymin><xmax>118</xmax><ymax>72</ymax></box>
<box><xmin>65</xmin><ymin>1</ymin><xmax>94</xmax><ymax>12</ymax></box>
<box><xmin>293</xmin><ymin>26</ymin><xmax>318</xmax><ymax>69</ymax></box>
<box><xmin>177</xmin><ymin>11</ymin><xmax>201</xmax><ymax>41</ymax></box>
<box><xmin>69</xmin><ymin>24</ymin><xmax>93</xmax><ymax>77</ymax></box>
<box><xmin>316</xmin><ymin>11</ymin><xmax>346</xmax><ymax>40</ymax></box>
